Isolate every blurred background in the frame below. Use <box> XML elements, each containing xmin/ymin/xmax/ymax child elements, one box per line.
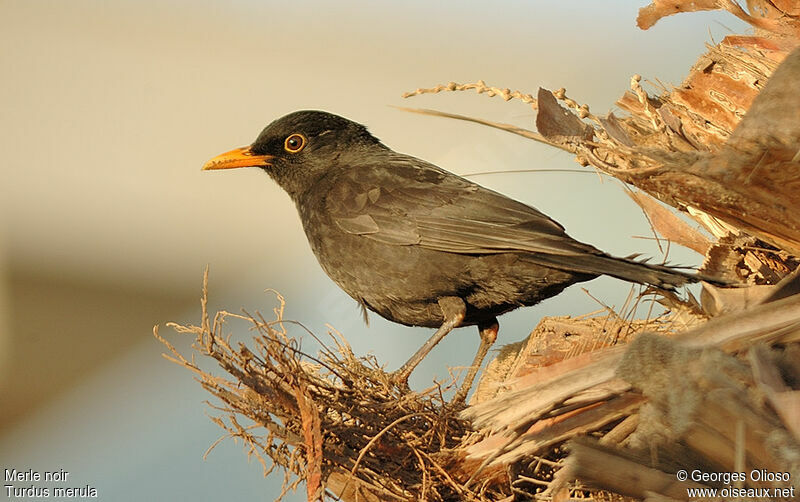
<box><xmin>0</xmin><ymin>1</ymin><xmax>747</xmax><ymax>500</ymax></box>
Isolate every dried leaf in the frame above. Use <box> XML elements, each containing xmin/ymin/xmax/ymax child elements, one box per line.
<box><xmin>535</xmin><ymin>88</ymin><xmax>593</xmax><ymax>143</ymax></box>
<box><xmin>637</xmin><ymin>0</ymin><xmax>720</xmax><ymax>30</ymax></box>
<box><xmin>627</xmin><ymin>190</ymin><xmax>711</xmax><ymax>255</ymax></box>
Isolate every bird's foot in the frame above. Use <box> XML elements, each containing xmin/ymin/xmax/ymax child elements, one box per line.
<box><xmin>386</xmin><ymin>369</ymin><xmax>412</xmax><ymax>393</ymax></box>
<box><xmin>449</xmin><ymin>387</ymin><xmax>471</xmax><ymax>409</ymax></box>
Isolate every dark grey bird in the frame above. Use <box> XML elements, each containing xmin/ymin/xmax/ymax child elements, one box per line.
<box><xmin>203</xmin><ymin>110</ymin><xmax>701</xmax><ymax>403</ymax></box>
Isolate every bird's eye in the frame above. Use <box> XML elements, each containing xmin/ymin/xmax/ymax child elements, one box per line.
<box><xmin>284</xmin><ymin>133</ymin><xmax>307</xmax><ymax>153</ymax></box>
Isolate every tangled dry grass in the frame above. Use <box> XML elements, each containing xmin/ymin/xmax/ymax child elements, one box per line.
<box><xmin>155</xmin><ymin>273</ymin><xmax>480</xmax><ymax>501</ymax></box>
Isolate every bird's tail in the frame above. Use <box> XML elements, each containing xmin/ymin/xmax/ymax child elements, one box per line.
<box><xmin>530</xmin><ymin>252</ymin><xmax>714</xmax><ymax>290</ymax></box>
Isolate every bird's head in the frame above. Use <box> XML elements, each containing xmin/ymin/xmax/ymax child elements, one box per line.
<box><xmin>203</xmin><ymin>110</ymin><xmax>382</xmax><ymax>198</ymax></box>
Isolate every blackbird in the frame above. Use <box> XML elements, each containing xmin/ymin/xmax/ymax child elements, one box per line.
<box><xmin>204</xmin><ymin>110</ymin><xmax>700</xmax><ymax>402</ymax></box>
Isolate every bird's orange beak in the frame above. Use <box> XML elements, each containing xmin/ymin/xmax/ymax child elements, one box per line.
<box><xmin>202</xmin><ymin>146</ymin><xmax>274</xmax><ymax>170</ymax></box>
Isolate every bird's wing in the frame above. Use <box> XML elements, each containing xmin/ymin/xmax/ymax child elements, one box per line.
<box><xmin>326</xmin><ymin>155</ymin><xmax>599</xmax><ymax>257</ymax></box>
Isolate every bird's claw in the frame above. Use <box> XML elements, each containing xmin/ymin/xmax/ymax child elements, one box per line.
<box><xmin>387</xmin><ymin>370</ymin><xmax>411</xmax><ymax>393</ymax></box>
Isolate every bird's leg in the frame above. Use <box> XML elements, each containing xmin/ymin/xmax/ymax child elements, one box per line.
<box><xmin>451</xmin><ymin>319</ymin><xmax>498</xmax><ymax>405</ymax></box>
<box><xmin>390</xmin><ymin>296</ymin><xmax>466</xmax><ymax>387</ymax></box>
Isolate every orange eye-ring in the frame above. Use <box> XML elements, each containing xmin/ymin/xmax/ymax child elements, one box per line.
<box><xmin>284</xmin><ymin>133</ymin><xmax>307</xmax><ymax>153</ymax></box>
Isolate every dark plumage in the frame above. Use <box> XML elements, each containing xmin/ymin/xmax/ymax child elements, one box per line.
<box><xmin>204</xmin><ymin>110</ymin><xmax>700</xmax><ymax>402</ymax></box>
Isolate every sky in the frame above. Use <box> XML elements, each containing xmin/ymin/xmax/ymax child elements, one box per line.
<box><xmin>0</xmin><ymin>1</ymin><xmax>748</xmax><ymax>500</ymax></box>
